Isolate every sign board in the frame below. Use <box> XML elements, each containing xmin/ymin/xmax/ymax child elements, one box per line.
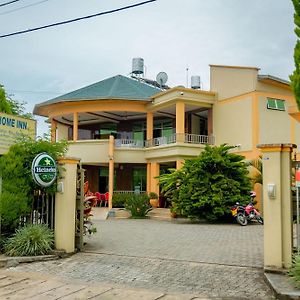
<box><xmin>0</xmin><ymin>112</ymin><xmax>36</xmax><ymax>155</ymax></box>
<box><xmin>32</xmin><ymin>153</ymin><xmax>57</xmax><ymax>187</ymax></box>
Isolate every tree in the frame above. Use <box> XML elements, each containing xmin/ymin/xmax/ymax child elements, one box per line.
<box><xmin>158</xmin><ymin>144</ymin><xmax>252</xmax><ymax>221</ymax></box>
<box><xmin>0</xmin><ymin>84</ymin><xmax>33</xmax><ymax>119</ymax></box>
<box><xmin>0</xmin><ymin>85</ymin><xmax>12</xmax><ymax>114</ymax></box>
<box><xmin>0</xmin><ymin>136</ymin><xmax>68</xmax><ymax>233</ymax></box>
<box><xmin>247</xmin><ymin>156</ymin><xmax>262</xmax><ymax>185</ymax></box>
<box><xmin>291</xmin><ymin>0</ymin><xmax>300</xmax><ymax>109</ymax></box>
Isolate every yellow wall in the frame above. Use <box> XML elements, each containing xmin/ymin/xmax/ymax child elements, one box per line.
<box><xmin>114</xmin><ymin>148</ymin><xmax>146</xmax><ymax>163</ymax></box>
<box><xmin>210</xmin><ymin>65</ymin><xmax>258</xmax><ymax>100</ymax></box>
<box><xmin>213</xmin><ymin>96</ymin><xmax>253</xmax><ymax>151</ymax></box>
<box><xmin>68</xmin><ymin>140</ymin><xmax>110</xmax><ymax>164</ymax></box>
<box><xmin>258</xmin><ymin>96</ymin><xmax>292</xmax><ymax>144</ymax></box>
<box><xmin>294</xmin><ymin>119</ymin><xmax>300</xmax><ymax>147</ymax></box>
<box><xmin>256</xmin><ymin>82</ymin><xmax>294</xmax><ymax>97</ymax></box>
<box><xmin>56</xmin><ymin>122</ymin><xmax>69</xmax><ymax>141</ymax></box>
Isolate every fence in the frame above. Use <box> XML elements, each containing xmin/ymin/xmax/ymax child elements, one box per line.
<box><xmin>19</xmin><ymin>190</ymin><xmax>55</xmax><ymax>230</ymax></box>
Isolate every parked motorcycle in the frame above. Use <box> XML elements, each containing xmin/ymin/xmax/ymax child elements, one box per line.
<box><xmin>231</xmin><ymin>191</ymin><xmax>263</xmax><ymax>226</ymax></box>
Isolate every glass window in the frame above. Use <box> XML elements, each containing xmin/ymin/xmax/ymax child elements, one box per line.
<box><xmin>267</xmin><ymin>98</ymin><xmax>285</xmax><ymax>111</ymax></box>
<box><xmin>100</xmin><ymin>123</ymin><xmax>117</xmax><ymax>138</ymax></box>
<box><xmin>132</xmin><ymin>167</ymin><xmax>146</xmax><ymax>192</ymax></box>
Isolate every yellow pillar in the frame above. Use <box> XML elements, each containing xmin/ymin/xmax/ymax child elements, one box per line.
<box><xmin>176</xmin><ymin>159</ymin><xmax>184</xmax><ymax>170</ymax></box>
<box><xmin>146</xmin><ymin>163</ymin><xmax>151</xmax><ymax>193</ymax></box>
<box><xmin>176</xmin><ymin>101</ymin><xmax>185</xmax><ymax>142</ymax></box>
<box><xmin>51</xmin><ymin>119</ymin><xmax>57</xmax><ymax>142</ymax></box>
<box><xmin>147</xmin><ymin>112</ymin><xmax>153</xmax><ymax>140</ymax></box>
<box><xmin>207</xmin><ymin>108</ymin><xmax>213</xmax><ymax>136</ymax></box>
<box><xmin>55</xmin><ymin>157</ymin><xmax>80</xmax><ymax>253</ymax></box>
<box><xmin>108</xmin><ymin>135</ymin><xmax>115</xmax><ymax>209</ymax></box>
<box><xmin>150</xmin><ymin>162</ymin><xmax>160</xmax><ymax>195</ymax></box>
<box><xmin>73</xmin><ymin>112</ymin><xmax>78</xmax><ymax>141</ymax></box>
<box><xmin>258</xmin><ymin>143</ymin><xmax>296</xmax><ymax>269</ymax></box>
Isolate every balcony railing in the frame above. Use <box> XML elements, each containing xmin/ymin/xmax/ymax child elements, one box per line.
<box><xmin>114</xmin><ymin>139</ymin><xmax>144</xmax><ymax>148</ymax></box>
<box><xmin>145</xmin><ymin>133</ymin><xmax>215</xmax><ymax>147</ymax></box>
<box><xmin>115</xmin><ymin>133</ymin><xmax>214</xmax><ymax>148</ymax></box>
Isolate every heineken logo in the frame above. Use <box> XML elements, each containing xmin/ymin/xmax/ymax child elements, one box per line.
<box><xmin>32</xmin><ymin>153</ymin><xmax>57</xmax><ymax>187</ymax></box>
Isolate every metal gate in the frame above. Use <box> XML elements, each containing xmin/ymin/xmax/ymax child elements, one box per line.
<box><xmin>19</xmin><ymin>190</ymin><xmax>55</xmax><ymax>229</ymax></box>
<box><xmin>75</xmin><ymin>164</ymin><xmax>84</xmax><ymax>251</ymax></box>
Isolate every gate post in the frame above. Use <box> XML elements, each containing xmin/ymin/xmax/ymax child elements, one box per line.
<box><xmin>257</xmin><ymin>143</ymin><xmax>296</xmax><ymax>270</ymax></box>
<box><xmin>55</xmin><ymin>157</ymin><xmax>80</xmax><ymax>253</ymax></box>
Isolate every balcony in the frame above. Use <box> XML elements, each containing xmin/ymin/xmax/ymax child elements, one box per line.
<box><xmin>115</xmin><ymin>133</ymin><xmax>215</xmax><ymax>149</ymax></box>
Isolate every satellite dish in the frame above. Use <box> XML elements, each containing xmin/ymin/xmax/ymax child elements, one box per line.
<box><xmin>156</xmin><ymin>72</ymin><xmax>168</xmax><ymax>86</ymax></box>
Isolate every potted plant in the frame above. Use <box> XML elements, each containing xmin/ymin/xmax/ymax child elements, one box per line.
<box><xmin>149</xmin><ymin>192</ymin><xmax>159</xmax><ymax>208</ymax></box>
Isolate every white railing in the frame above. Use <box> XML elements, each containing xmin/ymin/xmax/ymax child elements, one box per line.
<box><xmin>113</xmin><ymin>190</ymin><xmax>146</xmax><ymax>194</ymax></box>
<box><xmin>182</xmin><ymin>133</ymin><xmax>215</xmax><ymax>145</ymax></box>
<box><xmin>115</xmin><ymin>139</ymin><xmax>144</xmax><ymax>148</ymax></box>
<box><xmin>115</xmin><ymin>134</ymin><xmax>215</xmax><ymax>148</ymax></box>
<box><xmin>145</xmin><ymin>133</ymin><xmax>215</xmax><ymax>147</ymax></box>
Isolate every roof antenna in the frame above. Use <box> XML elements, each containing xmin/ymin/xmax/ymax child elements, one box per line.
<box><xmin>186</xmin><ymin>67</ymin><xmax>189</xmax><ymax>88</ymax></box>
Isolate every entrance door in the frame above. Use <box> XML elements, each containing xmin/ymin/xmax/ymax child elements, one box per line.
<box><xmin>99</xmin><ymin>176</ymin><xmax>108</xmax><ymax>193</ymax></box>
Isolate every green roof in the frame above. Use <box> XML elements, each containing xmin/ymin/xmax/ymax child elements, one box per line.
<box><xmin>34</xmin><ymin>75</ymin><xmax>161</xmax><ymax>113</ymax></box>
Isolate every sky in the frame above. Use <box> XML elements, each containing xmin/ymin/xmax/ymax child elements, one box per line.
<box><xmin>0</xmin><ymin>0</ymin><xmax>296</xmax><ymax>136</ymax></box>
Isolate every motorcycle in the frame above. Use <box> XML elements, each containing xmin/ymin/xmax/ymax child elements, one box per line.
<box><xmin>231</xmin><ymin>191</ymin><xmax>263</xmax><ymax>226</ymax></box>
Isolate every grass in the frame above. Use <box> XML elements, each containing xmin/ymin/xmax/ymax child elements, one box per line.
<box><xmin>5</xmin><ymin>224</ymin><xmax>54</xmax><ymax>257</ymax></box>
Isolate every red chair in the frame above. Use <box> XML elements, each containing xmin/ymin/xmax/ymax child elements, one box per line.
<box><xmin>95</xmin><ymin>192</ymin><xmax>109</xmax><ymax>207</ymax></box>
<box><xmin>104</xmin><ymin>192</ymin><xmax>110</xmax><ymax>207</ymax></box>
<box><xmin>95</xmin><ymin>192</ymin><xmax>101</xmax><ymax>206</ymax></box>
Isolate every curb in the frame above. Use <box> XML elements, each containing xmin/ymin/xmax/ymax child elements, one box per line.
<box><xmin>0</xmin><ymin>254</ymin><xmax>59</xmax><ymax>268</ymax></box>
<box><xmin>264</xmin><ymin>271</ymin><xmax>300</xmax><ymax>300</ymax></box>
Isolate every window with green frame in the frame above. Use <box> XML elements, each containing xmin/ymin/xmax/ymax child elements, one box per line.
<box><xmin>267</xmin><ymin>98</ymin><xmax>285</xmax><ymax>111</ymax></box>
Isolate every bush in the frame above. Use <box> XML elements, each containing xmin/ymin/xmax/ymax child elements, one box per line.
<box><xmin>112</xmin><ymin>193</ymin><xmax>132</xmax><ymax>208</ymax></box>
<box><xmin>149</xmin><ymin>192</ymin><xmax>158</xmax><ymax>199</ymax></box>
<box><xmin>0</xmin><ymin>136</ymin><xmax>68</xmax><ymax>234</ymax></box>
<box><xmin>125</xmin><ymin>193</ymin><xmax>152</xmax><ymax>218</ymax></box>
<box><xmin>4</xmin><ymin>224</ymin><xmax>54</xmax><ymax>257</ymax></box>
<box><xmin>289</xmin><ymin>255</ymin><xmax>300</xmax><ymax>288</ymax></box>
<box><xmin>158</xmin><ymin>144</ymin><xmax>251</xmax><ymax>221</ymax></box>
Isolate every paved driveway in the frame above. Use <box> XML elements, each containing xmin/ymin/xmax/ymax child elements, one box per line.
<box><xmin>5</xmin><ymin>217</ymin><xmax>274</xmax><ymax>299</ymax></box>
<box><xmin>86</xmin><ymin>218</ymin><xmax>264</xmax><ymax>268</ymax></box>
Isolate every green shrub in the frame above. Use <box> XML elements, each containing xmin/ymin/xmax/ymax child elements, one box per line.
<box><xmin>0</xmin><ymin>235</ymin><xmax>8</xmax><ymax>254</ymax></box>
<box><xmin>158</xmin><ymin>144</ymin><xmax>251</xmax><ymax>221</ymax></box>
<box><xmin>125</xmin><ymin>193</ymin><xmax>152</xmax><ymax>218</ymax></box>
<box><xmin>112</xmin><ymin>193</ymin><xmax>132</xmax><ymax>208</ymax></box>
<box><xmin>149</xmin><ymin>192</ymin><xmax>158</xmax><ymax>199</ymax></box>
<box><xmin>5</xmin><ymin>224</ymin><xmax>54</xmax><ymax>257</ymax></box>
<box><xmin>289</xmin><ymin>255</ymin><xmax>300</xmax><ymax>288</ymax></box>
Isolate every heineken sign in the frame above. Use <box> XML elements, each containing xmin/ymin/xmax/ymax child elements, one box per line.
<box><xmin>32</xmin><ymin>153</ymin><xmax>57</xmax><ymax>187</ymax></box>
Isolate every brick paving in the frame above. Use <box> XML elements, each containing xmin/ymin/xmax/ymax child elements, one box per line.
<box><xmin>3</xmin><ymin>218</ymin><xmax>274</xmax><ymax>299</ymax></box>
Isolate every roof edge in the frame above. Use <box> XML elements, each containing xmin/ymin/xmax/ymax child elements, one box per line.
<box><xmin>209</xmin><ymin>64</ymin><xmax>260</xmax><ymax>71</ymax></box>
<box><xmin>258</xmin><ymin>75</ymin><xmax>290</xmax><ymax>86</ymax></box>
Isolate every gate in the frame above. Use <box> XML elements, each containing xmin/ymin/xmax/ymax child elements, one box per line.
<box><xmin>75</xmin><ymin>164</ymin><xmax>84</xmax><ymax>251</ymax></box>
<box><xmin>19</xmin><ymin>190</ymin><xmax>55</xmax><ymax>229</ymax></box>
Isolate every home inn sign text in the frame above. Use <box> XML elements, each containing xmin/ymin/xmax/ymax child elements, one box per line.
<box><xmin>0</xmin><ymin>112</ymin><xmax>36</xmax><ymax>155</ymax></box>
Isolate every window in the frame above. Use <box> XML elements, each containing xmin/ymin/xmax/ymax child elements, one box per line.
<box><xmin>267</xmin><ymin>98</ymin><xmax>285</xmax><ymax>111</ymax></box>
<box><xmin>132</xmin><ymin>167</ymin><xmax>146</xmax><ymax>192</ymax></box>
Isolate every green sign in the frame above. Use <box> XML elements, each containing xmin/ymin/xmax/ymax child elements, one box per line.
<box><xmin>32</xmin><ymin>153</ymin><xmax>57</xmax><ymax>187</ymax></box>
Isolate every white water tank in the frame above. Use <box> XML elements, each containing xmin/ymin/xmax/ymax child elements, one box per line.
<box><xmin>191</xmin><ymin>75</ymin><xmax>201</xmax><ymax>89</ymax></box>
<box><xmin>132</xmin><ymin>58</ymin><xmax>144</xmax><ymax>75</ymax></box>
